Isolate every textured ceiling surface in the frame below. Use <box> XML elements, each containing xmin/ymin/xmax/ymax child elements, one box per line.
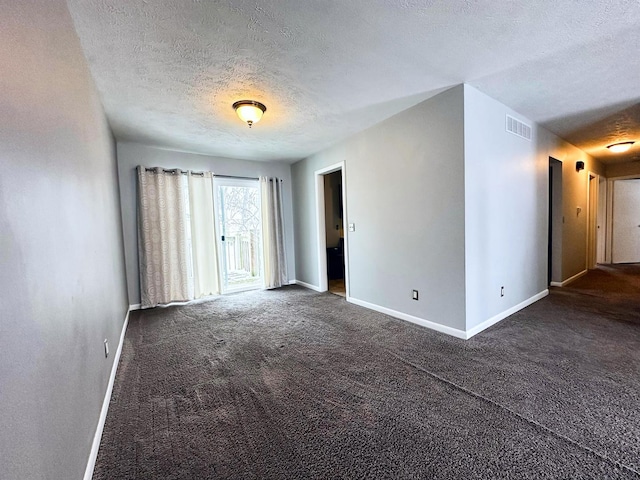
<box><xmin>66</xmin><ymin>0</ymin><xmax>640</xmax><ymax>163</ymax></box>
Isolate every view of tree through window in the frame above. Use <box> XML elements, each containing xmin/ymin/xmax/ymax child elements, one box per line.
<box><xmin>218</xmin><ymin>185</ymin><xmax>262</xmax><ymax>290</ymax></box>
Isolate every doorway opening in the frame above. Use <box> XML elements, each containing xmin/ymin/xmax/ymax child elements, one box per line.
<box><xmin>548</xmin><ymin>158</ymin><xmax>563</xmax><ymax>285</ymax></box>
<box><xmin>314</xmin><ymin>162</ymin><xmax>349</xmax><ymax>298</ymax></box>
<box><xmin>324</xmin><ymin>170</ymin><xmax>345</xmax><ymax>296</ymax></box>
<box><xmin>214</xmin><ymin>178</ymin><xmax>263</xmax><ymax>293</ymax></box>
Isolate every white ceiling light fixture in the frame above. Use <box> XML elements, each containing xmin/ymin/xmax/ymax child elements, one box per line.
<box><xmin>233</xmin><ymin>100</ymin><xmax>267</xmax><ymax>128</ymax></box>
<box><xmin>606</xmin><ymin>141</ymin><xmax>635</xmax><ymax>153</ymax></box>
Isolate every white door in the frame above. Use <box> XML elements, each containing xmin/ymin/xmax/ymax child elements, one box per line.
<box><xmin>214</xmin><ymin>179</ymin><xmax>263</xmax><ymax>292</ymax></box>
<box><xmin>612</xmin><ymin>179</ymin><xmax>640</xmax><ymax>263</ymax></box>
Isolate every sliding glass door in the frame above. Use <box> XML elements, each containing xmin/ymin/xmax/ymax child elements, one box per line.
<box><xmin>215</xmin><ymin>179</ymin><xmax>263</xmax><ymax>293</ymax></box>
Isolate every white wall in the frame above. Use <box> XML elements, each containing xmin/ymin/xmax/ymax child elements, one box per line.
<box><xmin>116</xmin><ymin>142</ymin><xmax>296</xmax><ymax>305</ymax></box>
<box><xmin>293</xmin><ymin>86</ymin><xmax>467</xmax><ymax>331</ymax></box>
<box><xmin>463</xmin><ymin>85</ymin><xmax>548</xmax><ymax>331</ymax></box>
<box><xmin>0</xmin><ymin>1</ymin><xmax>129</xmax><ymax>478</ymax></box>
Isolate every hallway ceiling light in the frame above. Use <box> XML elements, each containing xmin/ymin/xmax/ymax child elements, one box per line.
<box><xmin>232</xmin><ymin>100</ymin><xmax>266</xmax><ymax>128</ymax></box>
<box><xmin>606</xmin><ymin>141</ymin><xmax>635</xmax><ymax>153</ymax></box>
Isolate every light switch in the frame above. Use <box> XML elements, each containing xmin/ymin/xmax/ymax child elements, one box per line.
<box><xmin>348</xmin><ymin>223</ymin><xmax>355</xmax><ymax>232</ymax></box>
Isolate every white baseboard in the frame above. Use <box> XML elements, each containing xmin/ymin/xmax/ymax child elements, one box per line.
<box><xmin>83</xmin><ymin>306</ymin><xmax>130</xmax><ymax>480</ymax></box>
<box><xmin>464</xmin><ymin>289</ymin><xmax>549</xmax><ymax>339</ymax></box>
<box><xmin>347</xmin><ymin>290</ymin><xmax>548</xmax><ymax>340</ymax></box>
<box><xmin>129</xmin><ymin>303</ymin><xmax>141</xmax><ymax>311</ymax></box>
<box><xmin>346</xmin><ymin>296</ymin><xmax>468</xmax><ymax>339</ymax></box>
<box><xmin>292</xmin><ymin>279</ymin><xmax>324</xmax><ymax>292</ymax></box>
<box><xmin>288</xmin><ymin>280</ymin><xmax>297</xmax><ymax>285</ymax></box>
<box><xmin>550</xmin><ymin>269</ymin><xmax>587</xmax><ymax>287</ymax></box>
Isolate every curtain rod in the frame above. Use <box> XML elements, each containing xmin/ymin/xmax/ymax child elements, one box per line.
<box><xmin>143</xmin><ymin>168</ymin><xmax>282</xmax><ymax>182</ymax></box>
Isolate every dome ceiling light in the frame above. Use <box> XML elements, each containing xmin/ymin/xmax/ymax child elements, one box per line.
<box><xmin>606</xmin><ymin>141</ymin><xmax>635</xmax><ymax>153</ymax></box>
<box><xmin>232</xmin><ymin>100</ymin><xmax>267</xmax><ymax>128</ymax></box>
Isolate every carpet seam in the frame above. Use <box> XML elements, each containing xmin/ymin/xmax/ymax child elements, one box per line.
<box><xmin>383</xmin><ymin>348</ymin><xmax>640</xmax><ymax>477</ymax></box>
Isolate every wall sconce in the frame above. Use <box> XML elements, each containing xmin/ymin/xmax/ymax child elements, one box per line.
<box><xmin>576</xmin><ymin>161</ymin><xmax>584</xmax><ymax>172</ymax></box>
<box><xmin>233</xmin><ymin>100</ymin><xmax>267</xmax><ymax>128</ymax></box>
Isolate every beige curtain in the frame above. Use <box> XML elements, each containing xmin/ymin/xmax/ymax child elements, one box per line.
<box><xmin>260</xmin><ymin>177</ymin><xmax>288</xmax><ymax>289</ymax></box>
<box><xmin>188</xmin><ymin>172</ymin><xmax>219</xmax><ymax>298</ymax></box>
<box><xmin>137</xmin><ymin>166</ymin><xmax>190</xmax><ymax>307</ymax></box>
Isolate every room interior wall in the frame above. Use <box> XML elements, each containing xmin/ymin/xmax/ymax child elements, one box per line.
<box><xmin>292</xmin><ymin>86</ymin><xmax>467</xmax><ymax>331</ymax></box>
<box><xmin>294</xmin><ymin>83</ymin><xmax>605</xmax><ymax>336</ymax></box>
<box><xmin>116</xmin><ymin>142</ymin><xmax>296</xmax><ymax>306</ymax></box>
<box><xmin>463</xmin><ymin>85</ymin><xmax>548</xmax><ymax>331</ymax></box>
<box><xmin>536</xmin><ymin>128</ymin><xmax>605</xmax><ymax>282</ymax></box>
<box><xmin>606</xmin><ymin>161</ymin><xmax>640</xmax><ymax>178</ymax></box>
<box><xmin>0</xmin><ymin>1</ymin><xmax>129</xmax><ymax>479</ymax></box>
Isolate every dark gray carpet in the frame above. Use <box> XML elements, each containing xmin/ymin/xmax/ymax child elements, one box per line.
<box><xmin>94</xmin><ymin>265</ymin><xmax>640</xmax><ymax>479</ymax></box>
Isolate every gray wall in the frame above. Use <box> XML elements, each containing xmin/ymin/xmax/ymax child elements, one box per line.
<box><xmin>462</xmin><ymin>85</ymin><xmax>604</xmax><ymax>330</ymax></box>
<box><xmin>537</xmin><ymin>126</ymin><xmax>605</xmax><ymax>281</ymax></box>
<box><xmin>606</xmin><ymin>161</ymin><xmax>640</xmax><ymax>178</ymax></box>
<box><xmin>292</xmin><ymin>86</ymin><xmax>466</xmax><ymax>330</ymax></box>
<box><xmin>463</xmin><ymin>85</ymin><xmax>548</xmax><ymax>330</ymax></box>
<box><xmin>116</xmin><ymin>142</ymin><xmax>296</xmax><ymax>305</ymax></box>
<box><xmin>0</xmin><ymin>1</ymin><xmax>129</xmax><ymax>479</ymax></box>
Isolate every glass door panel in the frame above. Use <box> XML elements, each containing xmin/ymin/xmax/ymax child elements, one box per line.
<box><xmin>215</xmin><ymin>180</ymin><xmax>263</xmax><ymax>293</ymax></box>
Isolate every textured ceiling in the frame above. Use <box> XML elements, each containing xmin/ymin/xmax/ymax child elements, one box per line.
<box><xmin>66</xmin><ymin>0</ymin><xmax>640</xmax><ymax>163</ymax></box>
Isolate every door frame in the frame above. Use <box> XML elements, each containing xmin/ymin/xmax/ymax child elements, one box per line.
<box><xmin>596</xmin><ymin>175</ymin><xmax>607</xmax><ymax>264</ymax></box>
<box><xmin>586</xmin><ymin>171</ymin><xmax>599</xmax><ymax>269</ymax></box>
<box><xmin>314</xmin><ymin>162</ymin><xmax>349</xmax><ymax>298</ymax></box>
<box><xmin>548</xmin><ymin>158</ymin><xmax>563</xmax><ymax>285</ymax></box>
<box><xmin>213</xmin><ymin>177</ymin><xmax>264</xmax><ymax>294</ymax></box>
<box><xmin>605</xmin><ymin>174</ymin><xmax>640</xmax><ymax>264</ymax></box>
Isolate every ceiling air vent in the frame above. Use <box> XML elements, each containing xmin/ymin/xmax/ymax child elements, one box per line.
<box><xmin>506</xmin><ymin>114</ymin><xmax>532</xmax><ymax>141</ymax></box>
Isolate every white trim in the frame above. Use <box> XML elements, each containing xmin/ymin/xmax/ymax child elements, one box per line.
<box><xmin>129</xmin><ymin>303</ymin><xmax>141</xmax><ymax>311</ymax></box>
<box><xmin>83</xmin><ymin>307</ymin><xmax>131</xmax><ymax>480</ymax></box>
<box><xmin>348</xmin><ymin>290</ymin><xmax>548</xmax><ymax>340</ymax></box>
<box><xmin>465</xmin><ymin>289</ymin><xmax>549</xmax><ymax>339</ymax></box>
<box><xmin>605</xmin><ymin>174</ymin><xmax>640</xmax><ymax>264</ymax></box>
<box><xmin>288</xmin><ymin>279</ymin><xmax>297</xmax><ymax>285</ymax></box>
<box><xmin>340</xmin><ymin>167</ymin><xmax>350</xmax><ymax>299</ymax></box>
<box><xmin>314</xmin><ymin>162</ymin><xmax>347</xmax><ymax>294</ymax></box>
<box><xmin>549</xmin><ymin>269</ymin><xmax>587</xmax><ymax>287</ymax></box>
<box><xmin>346</xmin><ymin>296</ymin><xmax>468</xmax><ymax>339</ymax></box>
<box><xmin>292</xmin><ymin>279</ymin><xmax>323</xmax><ymax>292</ymax></box>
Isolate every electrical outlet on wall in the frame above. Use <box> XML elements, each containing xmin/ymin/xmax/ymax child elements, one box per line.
<box><xmin>412</xmin><ymin>290</ymin><xmax>419</xmax><ymax>300</ymax></box>
<box><xmin>104</xmin><ymin>339</ymin><xmax>109</xmax><ymax>358</ymax></box>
